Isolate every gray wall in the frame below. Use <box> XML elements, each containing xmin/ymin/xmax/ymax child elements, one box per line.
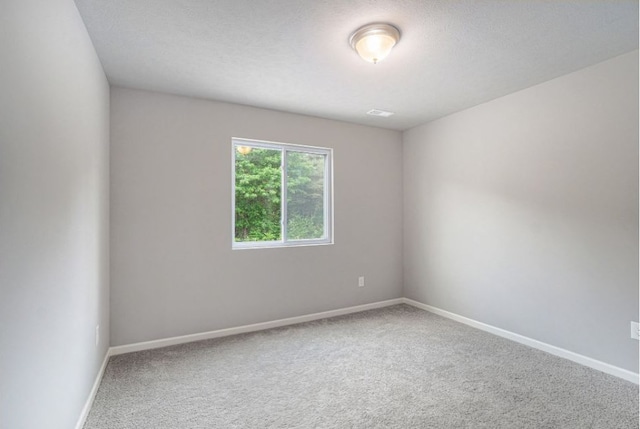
<box><xmin>0</xmin><ymin>0</ymin><xmax>110</xmax><ymax>428</ymax></box>
<box><xmin>110</xmin><ymin>87</ymin><xmax>403</xmax><ymax>346</ymax></box>
<box><xmin>403</xmin><ymin>51</ymin><xmax>639</xmax><ymax>372</ymax></box>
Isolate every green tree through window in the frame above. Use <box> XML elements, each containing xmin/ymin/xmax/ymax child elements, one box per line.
<box><xmin>234</xmin><ymin>147</ymin><xmax>282</xmax><ymax>241</ymax></box>
<box><xmin>233</xmin><ymin>139</ymin><xmax>332</xmax><ymax>248</ymax></box>
<box><xmin>286</xmin><ymin>151</ymin><xmax>325</xmax><ymax>240</ymax></box>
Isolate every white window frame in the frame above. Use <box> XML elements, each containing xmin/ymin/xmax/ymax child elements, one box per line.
<box><xmin>232</xmin><ymin>138</ymin><xmax>333</xmax><ymax>249</ymax></box>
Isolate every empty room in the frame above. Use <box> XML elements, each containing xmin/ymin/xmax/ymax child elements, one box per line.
<box><xmin>1</xmin><ymin>0</ymin><xmax>638</xmax><ymax>428</ymax></box>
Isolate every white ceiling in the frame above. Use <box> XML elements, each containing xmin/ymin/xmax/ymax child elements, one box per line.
<box><xmin>74</xmin><ymin>0</ymin><xmax>638</xmax><ymax>131</ymax></box>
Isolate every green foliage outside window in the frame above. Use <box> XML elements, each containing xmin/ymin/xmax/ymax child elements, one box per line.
<box><xmin>234</xmin><ymin>146</ymin><xmax>326</xmax><ymax>242</ymax></box>
<box><xmin>286</xmin><ymin>152</ymin><xmax>325</xmax><ymax>239</ymax></box>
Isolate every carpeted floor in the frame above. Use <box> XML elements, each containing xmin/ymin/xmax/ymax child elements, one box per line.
<box><xmin>84</xmin><ymin>305</ymin><xmax>639</xmax><ymax>428</ymax></box>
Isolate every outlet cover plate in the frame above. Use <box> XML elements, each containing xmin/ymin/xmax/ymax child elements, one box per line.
<box><xmin>631</xmin><ymin>322</ymin><xmax>639</xmax><ymax>340</ymax></box>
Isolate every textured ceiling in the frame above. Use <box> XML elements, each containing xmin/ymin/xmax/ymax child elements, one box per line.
<box><xmin>74</xmin><ymin>0</ymin><xmax>638</xmax><ymax>130</ymax></box>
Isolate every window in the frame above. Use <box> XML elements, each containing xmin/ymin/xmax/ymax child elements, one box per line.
<box><xmin>232</xmin><ymin>138</ymin><xmax>333</xmax><ymax>249</ymax></box>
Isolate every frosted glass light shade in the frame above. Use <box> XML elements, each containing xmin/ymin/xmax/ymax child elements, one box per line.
<box><xmin>350</xmin><ymin>23</ymin><xmax>400</xmax><ymax>64</ymax></box>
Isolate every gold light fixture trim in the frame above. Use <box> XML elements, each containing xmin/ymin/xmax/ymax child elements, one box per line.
<box><xmin>349</xmin><ymin>23</ymin><xmax>401</xmax><ymax>64</ymax></box>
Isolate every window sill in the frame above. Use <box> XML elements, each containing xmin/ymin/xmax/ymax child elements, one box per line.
<box><xmin>232</xmin><ymin>240</ymin><xmax>334</xmax><ymax>250</ymax></box>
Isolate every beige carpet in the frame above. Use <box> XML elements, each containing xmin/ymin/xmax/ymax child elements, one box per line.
<box><xmin>84</xmin><ymin>305</ymin><xmax>639</xmax><ymax>428</ymax></box>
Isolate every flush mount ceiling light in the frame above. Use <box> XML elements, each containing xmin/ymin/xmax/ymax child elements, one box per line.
<box><xmin>349</xmin><ymin>23</ymin><xmax>400</xmax><ymax>64</ymax></box>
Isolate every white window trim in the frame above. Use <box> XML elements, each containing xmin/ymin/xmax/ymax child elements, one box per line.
<box><xmin>232</xmin><ymin>138</ymin><xmax>334</xmax><ymax>250</ymax></box>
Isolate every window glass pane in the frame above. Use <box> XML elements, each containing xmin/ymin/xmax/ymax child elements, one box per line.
<box><xmin>286</xmin><ymin>151</ymin><xmax>326</xmax><ymax>240</ymax></box>
<box><xmin>234</xmin><ymin>147</ymin><xmax>282</xmax><ymax>242</ymax></box>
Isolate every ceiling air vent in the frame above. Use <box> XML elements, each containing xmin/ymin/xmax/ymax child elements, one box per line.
<box><xmin>366</xmin><ymin>109</ymin><xmax>394</xmax><ymax>117</ymax></box>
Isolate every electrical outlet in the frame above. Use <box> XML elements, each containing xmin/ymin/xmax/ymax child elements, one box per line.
<box><xmin>95</xmin><ymin>325</ymin><xmax>100</xmax><ymax>346</ymax></box>
<box><xmin>358</xmin><ymin>276</ymin><xmax>365</xmax><ymax>287</ymax></box>
<box><xmin>631</xmin><ymin>322</ymin><xmax>639</xmax><ymax>340</ymax></box>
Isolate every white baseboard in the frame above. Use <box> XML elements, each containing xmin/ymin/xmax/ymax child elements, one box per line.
<box><xmin>75</xmin><ymin>349</ymin><xmax>111</xmax><ymax>429</ymax></box>
<box><xmin>402</xmin><ymin>297</ymin><xmax>639</xmax><ymax>385</ymax></box>
<box><xmin>110</xmin><ymin>298</ymin><xmax>404</xmax><ymax>356</ymax></box>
